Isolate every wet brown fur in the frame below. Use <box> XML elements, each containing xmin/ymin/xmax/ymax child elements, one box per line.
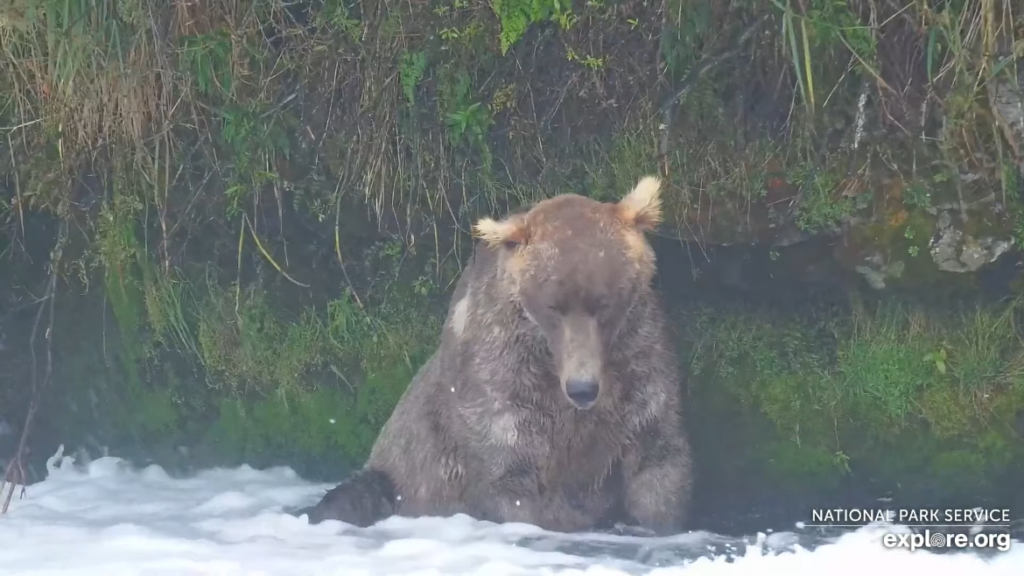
<box><xmin>302</xmin><ymin>176</ymin><xmax>694</xmax><ymax>535</ymax></box>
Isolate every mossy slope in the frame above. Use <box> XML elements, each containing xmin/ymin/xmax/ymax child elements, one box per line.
<box><xmin>0</xmin><ymin>0</ymin><xmax>1022</xmax><ymax>512</ymax></box>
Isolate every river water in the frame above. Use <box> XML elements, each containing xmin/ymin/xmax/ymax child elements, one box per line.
<box><xmin>0</xmin><ymin>446</ymin><xmax>1020</xmax><ymax>575</ymax></box>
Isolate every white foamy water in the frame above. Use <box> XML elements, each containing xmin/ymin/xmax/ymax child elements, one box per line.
<box><xmin>0</xmin><ymin>446</ymin><xmax>1020</xmax><ymax>575</ymax></box>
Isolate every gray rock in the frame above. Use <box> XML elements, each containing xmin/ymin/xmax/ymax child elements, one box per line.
<box><xmin>854</xmin><ymin>252</ymin><xmax>904</xmax><ymax>290</ymax></box>
<box><xmin>929</xmin><ymin>211</ymin><xmax>1014</xmax><ymax>273</ymax></box>
<box><xmin>990</xmin><ymin>64</ymin><xmax>1023</xmax><ymax>176</ymax></box>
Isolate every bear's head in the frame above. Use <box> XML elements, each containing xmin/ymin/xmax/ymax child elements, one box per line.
<box><xmin>472</xmin><ymin>176</ymin><xmax>663</xmax><ymax>410</ymax></box>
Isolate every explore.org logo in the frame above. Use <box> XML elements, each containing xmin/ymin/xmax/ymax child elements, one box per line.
<box><xmin>801</xmin><ymin>507</ymin><xmax>1015</xmax><ymax>553</ymax></box>
<box><xmin>882</xmin><ymin>530</ymin><xmax>1013</xmax><ymax>552</ymax></box>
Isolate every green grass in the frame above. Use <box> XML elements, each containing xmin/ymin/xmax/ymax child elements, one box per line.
<box><xmin>682</xmin><ymin>296</ymin><xmax>1024</xmax><ymax>496</ymax></box>
<box><xmin>1</xmin><ymin>0</ymin><xmax>1017</xmax><ymax>250</ymax></box>
<box><xmin>2</xmin><ymin>0</ymin><xmax>1022</xmax><ymax>482</ymax></box>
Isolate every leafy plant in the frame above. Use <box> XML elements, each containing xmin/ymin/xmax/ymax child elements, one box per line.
<box><xmin>399</xmin><ymin>51</ymin><xmax>428</xmax><ymax>107</ymax></box>
<box><xmin>178</xmin><ymin>31</ymin><xmax>234</xmax><ymax>98</ymax></box>
<box><xmin>490</xmin><ymin>0</ymin><xmax>575</xmax><ymax>55</ymax></box>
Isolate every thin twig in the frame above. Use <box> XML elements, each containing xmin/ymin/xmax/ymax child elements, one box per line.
<box><xmin>2</xmin><ymin>225</ymin><xmax>62</xmax><ymax>516</ymax></box>
<box><xmin>6</xmin><ymin>133</ymin><xmax>24</xmax><ymax>243</ymax></box>
<box><xmin>333</xmin><ymin>182</ymin><xmax>366</xmax><ymax>311</ymax></box>
<box><xmin>657</xmin><ymin>14</ymin><xmax>769</xmax><ymax>171</ymax></box>
<box><xmin>242</xmin><ymin>212</ymin><xmax>309</xmax><ymax>288</ymax></box>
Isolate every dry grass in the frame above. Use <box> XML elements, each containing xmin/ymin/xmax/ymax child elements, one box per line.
<box><xmin>0</xmin><ymin>0</ymin><xmax>1020</xmax><ymax>269</ymax></box>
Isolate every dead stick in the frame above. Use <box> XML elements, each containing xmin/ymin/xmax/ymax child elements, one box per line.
<box><xmin>657</xmin><ymin>14</ymin><xmax>768</xmax><ymax>172</ymax></box>
<box><xmin>1</xmin><ymin>230</ymin><xmax>61</xmax><ymax>516</ymax></box>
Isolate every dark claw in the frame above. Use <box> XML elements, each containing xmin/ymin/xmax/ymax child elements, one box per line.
<box><xmin>300</xmin><ymin>468</ymin><xmax>397</xmax><ymax>527</ymax></box>
<box><xmin>609</xmin><ymin>522</ymin><xmax>660</xmax><ymax>537</ymax></box>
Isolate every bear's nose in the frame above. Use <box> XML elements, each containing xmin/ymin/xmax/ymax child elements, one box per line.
<box><xmin>565</xmin><ymin>378</ymin><xmax>599</xmax><ymax>409</ymax></box>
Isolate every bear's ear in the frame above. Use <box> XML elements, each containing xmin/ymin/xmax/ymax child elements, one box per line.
<box><xmin>473</xmin><ymin>215</ymin><xmax>530</xmax><ymax>250</ymax></box>
<box><xmin>616</xmin><ymin>175</ymin><xmax>663</xmax><ymax>232</ymax></box>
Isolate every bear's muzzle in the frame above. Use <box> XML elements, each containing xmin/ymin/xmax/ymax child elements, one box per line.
<box><xmin>559</xmin><ymin>313</ymin><xmax>604</xmax><ymax>410</ymax></box>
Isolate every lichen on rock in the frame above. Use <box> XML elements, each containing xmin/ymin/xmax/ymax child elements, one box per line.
<box><xmin>854</xmin><ymin>252</ymin><xmax>905</xmax><ymax>290</ymax></box>
<box><xmin>929</xmin><ymin>210</ymin><xmax>1015</xmax><ymax>273</ymax></box>
<box><xmin>989</xmin><ymin>60</ymin><xmax>1024</xmax><ymax>177</ymax></box>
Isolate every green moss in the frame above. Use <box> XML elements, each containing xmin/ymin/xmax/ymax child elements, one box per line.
<box><xmin>976</xmin><ymin>429</ymin><xmax>1016</xmax><ymax>471</ymax></box>
<box><xmin>42</xmin><ymin>215</ymin><xmax>446</xmax><ymax>474</ymax></box>
<box><xmin>688</xmin><ymin>307</ymin><xmax>837</xmax><ymax>438</ymax></box>
<box><xmin>196</xmin><ymin>286</ymin><xmax>325</xmax><ymax>397</ymax></box>
<box><xmin>919</xmin><ymin>383</ymin><xmax>976</xmax><ymax>438</ymax></box>
<box><xmin>947</xmin><ymin>304</ymin><xmax>1023</xmax><ymax>391</ymax></box>
<box><xmin>928</xmin><ymin>450</ymin><xmax>989</xmax><ymax>495</ymax></box>
<box><xmin>681</xmin><ymin>296</ymin><xmax>1024</xmax><ymax>500</ymax></box>
<box><xmin>50</xmin><ymin>284</ymin><xmax>189</xmax><ymax>452</ymax></box>
<box><xmin>762</xmin><ymin>441</ymin><xmax>849</xmax><ymax>492</ymax></box>
<box><xmin>836</xmin><ymin>306</ymin><xmax>938</xmax><ymax>428</ymax></box>
<box><xmin>4</xmin><ymin>0</ymin><xmax>1021</xmax><ymax>506</ymax></box>
<box><xmin>176</xmin><ymin>258</ymin><xmax>442</xmax><ymax>466</ymax></box>
<box><xmin>198</xmin><ymin>354</ymin><xmax>425</xmax><ymax>474</ymax></box>
<box><xmin>489</xmin><ymin>0</ymin><xmax>573</xmax><ymax>56</ymax></box>
<box><xmin>794</xmin><ymin>165</ymin><xmax>858</xmax><ymax>233</ymax></box>
<box><xmin>130</xmin><ymin>386</ymin><xmax>181</xmax><ymax>440</ymax></box>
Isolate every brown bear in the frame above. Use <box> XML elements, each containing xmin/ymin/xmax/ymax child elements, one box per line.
<box><xmin>300</xmin><ymin>176</ymin><xmax>694</xmax><ymax>535</ymax></box>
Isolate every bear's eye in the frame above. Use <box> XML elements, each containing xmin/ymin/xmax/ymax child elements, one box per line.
<box><xmin>546</xmin><ymin>297</ymin><xmax>574</xmax><ymax>317</ymax></box>
<box><xmin>503</xmin><ymin>239</ymin><xmax>520</xmax><ymax>250</ymax></box>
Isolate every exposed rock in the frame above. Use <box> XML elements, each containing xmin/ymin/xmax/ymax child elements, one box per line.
<box><xmin>854</xmin><ymin>252</ymin><xmax>905</xmax><ymax>290</ymax></box>
<box><xmin>989</xmin><ymin>62</ymin><xmax>1024</xmax><ymax>176</ymax></box>
<box><xmin>929</xmin><ymin>211</ymin><xmax>1015</xmax><ymax>273</ymax></box>
<box><xmin>770</xmin><ymin>224</ymin><xmax>822</xmax><ymax>247</ymax></box>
